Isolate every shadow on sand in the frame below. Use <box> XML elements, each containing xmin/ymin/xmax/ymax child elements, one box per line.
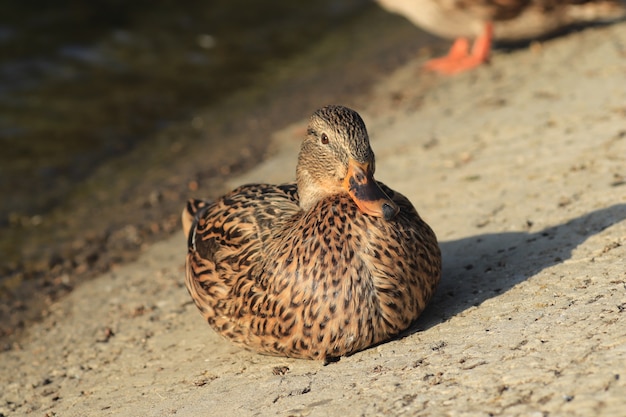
<box><xmin>412</xmin><ymin>203</ymin><xmax>626</xmax><ymax>331</ymax></box>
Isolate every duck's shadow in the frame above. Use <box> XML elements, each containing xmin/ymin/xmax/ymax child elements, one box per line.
<box><xmin>410</xmin><ymin>203</ymin><xmax>626</xmax><ymax>333</ymax></box>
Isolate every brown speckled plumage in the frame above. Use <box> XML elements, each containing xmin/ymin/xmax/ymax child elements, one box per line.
<box><xmin>183</xmin><ymin>105</ymin><xmax>441</xmax><ymax>360</ymax></box>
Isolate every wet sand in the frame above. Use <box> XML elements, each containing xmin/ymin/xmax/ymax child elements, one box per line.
<box><xmin>2</xmin><ymin>19</ymin><xmax>626</xmax><ymax>417</ymax></box>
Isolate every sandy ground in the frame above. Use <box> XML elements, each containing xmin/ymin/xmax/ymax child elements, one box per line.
<box><xmin>2</xmin><ymin>22</ymin><xmax>626</xmax><ymax>417</ymax></box>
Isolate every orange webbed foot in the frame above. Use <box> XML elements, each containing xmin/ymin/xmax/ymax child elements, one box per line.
<box><xmin>423</xmin><ymin>22</ymin><xmax>493</xmax><ymax>75</ymax></box>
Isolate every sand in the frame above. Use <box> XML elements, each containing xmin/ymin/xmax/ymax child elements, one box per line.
<box><xmin>2</xmin><ymin>21</ymin><xmax>625</xmax><ymax>417</ymax></box>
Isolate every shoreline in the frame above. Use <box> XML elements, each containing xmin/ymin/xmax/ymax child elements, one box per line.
<box><xmin>0</xmin><ymin>5</ymin><xmax>436</xmax><ymax>346</ymax></box>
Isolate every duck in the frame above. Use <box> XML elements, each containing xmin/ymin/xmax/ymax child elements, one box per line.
<box><xmin>376</xmin><ymin>0</ymin><xmax>626</xmax><ymax>74</ymax></box>
<box><xmin>182</xmin><ymin>105</ymin><xmax>441</xmax><ymax>361</ymax></box>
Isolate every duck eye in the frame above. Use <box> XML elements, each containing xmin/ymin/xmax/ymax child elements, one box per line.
<box><xmin>321</xmin><ymin>133</ymin><xmax>329</xmax><ymax>144</ymax></box>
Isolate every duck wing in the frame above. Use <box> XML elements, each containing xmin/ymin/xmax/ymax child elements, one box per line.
<box><xmin>184</xmin><ymin>183</ymin><xmax>300</xmax><ymax>334</ymax></box>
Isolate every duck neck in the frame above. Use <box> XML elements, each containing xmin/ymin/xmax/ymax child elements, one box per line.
<box><xmin>296</xmin><ymin>168</ymin><xmax>325</xmax><ymax>212</ymax></box>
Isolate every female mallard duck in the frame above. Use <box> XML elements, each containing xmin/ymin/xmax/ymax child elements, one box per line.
<box><xmin>377</xmin><ymin>0</ymin><xmax>626</xmax><ymax>74</ymax></box>
<box><xmin>182</xmin><ymin>105</ymin><xmax>441</xmax><ymax>361</ymax></box>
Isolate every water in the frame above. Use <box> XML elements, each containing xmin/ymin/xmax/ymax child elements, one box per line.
<box><xmin>0</xmin><ymin>0</ymin><xmax>371</xmax><ymax>227</ymax></box>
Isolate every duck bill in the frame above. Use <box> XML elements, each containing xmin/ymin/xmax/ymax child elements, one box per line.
<box><xmin>342</xmin><ymin>159</ymin><xmax>399</xmax><ymax>221</ymax></box>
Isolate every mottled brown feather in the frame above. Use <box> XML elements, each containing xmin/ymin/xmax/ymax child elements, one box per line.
<box><xmin>183</xmin><ymin>106</ymin><xmax>441</xmax><ymax>360</ymax></box>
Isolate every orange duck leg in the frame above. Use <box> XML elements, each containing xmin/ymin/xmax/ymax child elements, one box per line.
<box><xmin>423</xmin><ymin>22</ymin><xmax>493</xmax><ymax>75</ymax></box>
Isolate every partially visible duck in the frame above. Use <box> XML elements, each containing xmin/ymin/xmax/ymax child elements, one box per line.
<box><xmin>183</xmin><ymin>105</ymin><xmax>441</xmax><ymax>361</ymax></box>
<box><xmin>377</xmin><ymin>0</ymin><xmax>626</xmax><ymax>74</ymax></box>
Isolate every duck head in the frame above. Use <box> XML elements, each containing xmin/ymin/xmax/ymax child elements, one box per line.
<box><xmin>296</xmin><ymin>105</ymin><xmax>399</xmax><ymax>221</ymax></box>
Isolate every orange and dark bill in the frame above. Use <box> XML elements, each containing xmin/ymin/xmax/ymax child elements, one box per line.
<box><xmin>342</xmin><ymin>159</ymin><xmax>399</xmax><ymax>221</ymax></box>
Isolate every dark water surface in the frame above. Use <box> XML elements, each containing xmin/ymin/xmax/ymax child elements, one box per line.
<box><xmin>1</xmin><ymin>0</ymin><xmax>370</xmax><ymax>243</ymax></box>
<box><xmin>0</xmin><ymin>1</ymin><xmax>439</xmax><ymax>343</ymax></box>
